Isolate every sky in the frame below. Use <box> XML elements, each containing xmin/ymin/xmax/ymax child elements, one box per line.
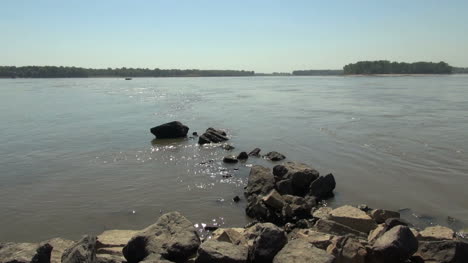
<box><xmin>1</xmin><ymin>0</ymin><xmax>467</xmax><ymax>73</ymax></box>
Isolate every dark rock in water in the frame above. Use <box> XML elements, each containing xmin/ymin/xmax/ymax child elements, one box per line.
<box><xmin>273</xmin><ymin>239</ymin><xmax>334</xmax><ymax>263</ymax></box>
<box><xmin>192</xmin><ymin>132</ymin><xmax>198</xmax><ymax>136</ymax></box>
<box><xmin>222</xmin><ymin>144</ymin><xmax>235</xmax><ymax>151</ymax></box>
<box><xmin>248</xmin><ymin>148</ymin><xmax>261</xmax><ymax>157</ymax></box>
<box><xmin>237</xmin><ymin>152</ymin><xmax>248</xmax><ymax>160</ymax></box>
<box><xmin>204</xmin><ymin>225</ymin><xmax>219</xmax><ymax>231</ymax></box>
<box><xmin>223</xmin><ymin>156</ymin><xmax>238</xmax><ymax>164</ymax></box>
<box><xmin>370</xmin><ymin>225</ymin><xmax>418</xmax><ymax>263</ymax></box>
<box><xmin>0</xmin><ymin>242</ymin><xmax>53</xmax><ymax>263</ymax></box>
<box><xmin>245</xmin><ymin>166</ymin><xmax>275</xmax><ymax>198</ymax></box>
<box><xmin>248</xmin><ymin>223</ymin><xmax>287</xmax><ymax>263</ymax></box>
<box><xmin>370</xmin><ymin>209</ymin><xmax>400</xmax><ymax>224</ymax></box>
<box><xmin>282</xmin><ymin>195</ymin><xmax>315</xmax><ymax>220</ymax></box>
<box><xmin>196</xmin><ymin>240</ymin><xmax>248</xmax><ymax>263</ymax></box>
<box><xmin>273</xmin><ymin>162</ymin><xmax>319</xmax><ymax>197</ymax></box>
<box><xmin>264</xmin><ymin>151</ymin><xmax>286</xmax><ymax>161</ymax></box>
<box><xmin>62</xmin><ymin>235</ymin><xmax>97</xmax><ymax>263</ymax></box>
<box><xmin>150</xmin><ymin>121</ymin><xmax>189</xmax><ymax>139</ymax></box>
<box><xmin>198</xmin><ymin>128</ymin><xmax>229</xmax><ymax>145</ymax></box>
<box><xmin>415</xmin><ymin>240</ymin><xmax>468</xmax><ymax>263</ymax></box>
<box><xmin>309</xmin><ymin>173</ymin><xmax>336</xmax><ymax>199</ymax></box>
<box><xmin>123</xmin><ymin>212</ymin><xmax>200</xmax><ymax>263</ymax></box>
<box><xmin>233</xmin><ymin>196</ymin><xmax>241</xmax><ymax>203</ymax></box>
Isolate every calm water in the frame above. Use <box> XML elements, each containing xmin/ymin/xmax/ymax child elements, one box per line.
<box><xmin>1</xmin><ymin>76</ymin><xmax>467</xmax><ymax>242</ymax></box>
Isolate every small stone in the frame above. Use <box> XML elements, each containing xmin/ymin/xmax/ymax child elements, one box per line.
<box><xmin>419</xmin><ymin>225</ymin><xmax>455</xmax><ymax>241</ymax></box>
<box><xmin>237</xmin><ymin>152</ymin><xmax>248</xmax><ymax>160</ymax></box>
<box><xmin>233</xmin><ymin>196</ymin><xmax>241</xmax><ymax>203</ymax></box>
<box><xmin>223</xmin><ymin>156</ymin><xmax>238</xmax><ymax>164</ymax></box>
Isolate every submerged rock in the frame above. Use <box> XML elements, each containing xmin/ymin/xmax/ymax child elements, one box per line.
<box><xmin>150</xmin><ymin>121</ymin><xmax>189</xmax><ymax>139</ymax></box>
<box><xmin>222</xmin><ymin>144</ymin><xmax>235</xmax><ymax>151</ymax></box>
<box><xmin>237</xmin><ymin>152</ymin><xmax>248</xmax><ymax>160</ymax></box>
<box><xmin>264</xmin><ymin>151</ymin><xmax>286</xmax><ymax>161</ymax></box>
<box><xmin>198</xmin><ymin>128</ymin><xmax>229</xmax><ymax>145</ymax></box>
<box><xmin>61</xmin><ymin>235</ymin><xmax>97</xmax><ymax>263</ymax></box>
<box><xmin>223</xmin><ymin>155</ymin><xmax>238</xmax><ymax>164</ymax></box>
<box><xmin>0</xmin><ymin>242</ymin><xmax>53</xmax><ymax>263</ymax></box>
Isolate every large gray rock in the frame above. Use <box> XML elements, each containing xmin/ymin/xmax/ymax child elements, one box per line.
<box><xmin>61</xmin><ymin>235</ymin><xmax>97</xmax><ymax>263</ymax></box>
<box><xmin>273</xmin><ymin>162</ymin><xmax>319</xmax><ymax>196</ymax></box>
<box><xmin>329</xmin><ymin>205</ymin><xmax>377</xmax><ymax>233</ymax></box>
<box><xmin>245</xmin><ymin>166</ymin><xmax>275</xmax><ymax>198</ymax></box>
<box><xmin>309</xmin><ymin>173</ymin><xmax>336</xmax><ymax>199</ymax></box>
<box><xmin>42</xmin><ymin>238</ymin><xmax>75</xmax><ymax>263</ymax></box>
<box><xmin>196</xmin><ymin>240</ymin><xmax>248</xmax><ymax>263</ymax></box>
<box><xmin>0</xmin><ymin>242</ymin><xmax>52</xmax><ymax>263</ymax></box>
<box><xmin>273</xmin><ymin>239</ymin><xmax>334</xmax><ymax>263</ymax></box>
<box><xmin>415</xmin><ymin>240</ymin><xmax>468</xmax><ymax>263</ymax></box>
<box><xmin>123</xmin><ymin>212</ymin><xmax>200</xmax><ymax>263</ymax></box>
<box><xmin>150</xmin><ymin>121</ymin><xmax>189</xmax><ymax>139</ymax></box>
<box><xmin>248</xmin><ymin>223</ymin><xmax>287</xmax><ymax>263</ymax></box>
<box><xmin>198</xmin><ymin>128</ymin><xmax>229</xmax><ymax>145</ymax></box>
<box><xmin>370</xmin><ymin>225</ymin><xmax>418</xmax><ymax>263</ymax></box>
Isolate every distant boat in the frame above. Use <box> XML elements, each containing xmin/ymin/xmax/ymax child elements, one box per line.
<box><xmin>125</xmin><ymin>77</ymin><xmax>132</xmax><ymax>80</ymax></box>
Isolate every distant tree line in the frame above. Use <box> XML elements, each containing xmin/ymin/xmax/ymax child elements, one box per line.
<box><xmin>452</xmin><ymin>67</ymin><xmax>468</xmax><ymax>74</ymax></box>
<box><xmin>0</xmin><ymin>66</ymin><xmax>255</xmax><ymax>78</ymax></box>
<box><xmin>292</xmin><ymin>70</ymin><xmax>344</xmax><ymax>76</ymax></box>
<box><xmin>343</xmin><ymin>61</ymin><xmax>452</xmax><ymax>74</ymax></box>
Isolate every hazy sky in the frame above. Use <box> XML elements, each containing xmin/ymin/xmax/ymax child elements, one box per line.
<box><xmin>1</xmin><ymin>0</ymin><xmax>467</xmax><ymax>73</ymax></box>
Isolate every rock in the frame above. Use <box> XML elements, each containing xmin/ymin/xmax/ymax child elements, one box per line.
<box><xmin>192</xmin><ymin>132</ymin><xmax>198</xmax><ymax>136</ymax></box>
<box><xmin>233</xmin><ymin>196</ymin><xmax>241</xmax><ymax>203</ymax></box>
<box><xmin>248</xmin><ymin>223</ymin><xmax>287</xmax><ymax>263</ymax></box>
<box><xmin>415</xmin><ymin>240</ymin><xmax>468</xmax><ymax>263</ymax></box>
<box><xmin>211</xmin><ymin>228</ymin><xmax>247</xmax><ymax>246</ymax></box>
<box><xmin>370</xmin><ymin>225</ymin><xmax>418</xmax><ymax>263</ymax></box>
<box><xmin>0</xmin><ymin>242</ymin><xmax>52</xmax><ymax>263</ymax></box>
<box><xmin>282</xmin><ymin>195</ymin><xmax>315</xmax><ymax>219</ymax></box>
<box><xmin>245</xmin><ymin>197</ymin><xmax>269</xmax><ymax>221</ymax></box>
<box><xmin>383</xmin><ymin>217</ymin><xmax>408</xmax><ymax>232</ymax></box>
<box><xmin>368</xmin><ymin>224</ymin><xmax>386</xmax><ymax>244</ymax></box>
<box><xmin>309</xmin><ymin>173</ymin><xmax>336</xmax><ymax>199</ymax></box>
<box><xmin>272</xmin><ymin>162</ymin><xmax>320</xmax><ymax>196</ymax></box>
<box><xmin>43</xmin><ymin>238</ymin><xmax>75</xmax><ymax>263</ymax></box>
<box><xmin>196</xmin><ymin>240</ymin><xmax>248</xmax><ymax>263</ymax></box>
<box><xmin>326</xmin><ymin>236</ymin><xmax>367</xmax><ymax>263</ymax></box>
<box><xmin>275</xmin><ymin>180</ymin><xmax>293</xmax><ymax>195</ymax></box>
<box><xmin>248</xmin><ymin>148</ymin><xmax>261</xmax><ymax>157</ymax></box>
<box><xmin>245</xmin><ymin>166</ymin><xmax>275</xmax><ymax>197</ymax></box>
<box><xmin>150</xmin><ymin>121</ymin><xmax>189</xmax><ymax>139</ymax></box>
<box><xmin>61</xmin><ymin>235</ymin><xmax>97</xmax><ymax>263</ymax></box>
<box><xmin>262</xmin><ymin>189</ymin><xmax>285</xmax><ymax>210</ymax></box>
<box><xmin>237</xmin><ymin>152</ymin><xmax>248</xmax><ymax>160</ymax></box>
<box><xmin>329</xmin><ymin>205</ymin><xmax>377</xmax><ymax>233</ymax></box>
<box><xmin>198</xmin><ymin>128</ymin><xmax>229</xmax><ymax>145</ymax></box>
<box><xmin>357</xmin><ymin>204</ymin><xmax>371</xmax><ymax>212</ymax></box>
<box><xmin>369</xmin><ymin>209</ymin><xmax>400</xmax><ymax>224</ymax></box>
<box><xmin>264</xmin><ymin>151</ymin><xmax>286</xmax><ymax>161</ymax></box>
<box><xmin>223</xmin><ymin>156</ymin><xmax>238</xmax><ymax>164</ymax></box>
<box><xmin>288</xmin><ymin>229</ymin><xmax>334</xmax><ymax>250</ymax></box>
<box><xmin>419</xmin><ymin>225</ymin><xmax>455</xmax><ymax>241</ymax></box>
<box><xmin>123</xmin><ymin>212</ymin><xmax>200</xmax><ymax>263</ymax></box>
<box><xmin>96</xmin><ymin>253</ymin><xmax>125</xmax><ymax>263</ymax></box>
<box><xmin>139</xmin><ymin>254</ymin><xmax>174</xmax><ymax>263</ymax></box>
<box><xmin>273</xmin><ymin>239</ymin><xmax>334</xmax><ymax>263</ymax></box>
<box><xmin>312</xmin><ymin>207</ymin><xmax>332</xmax><ymax>220</ymax></box>
<box><xmin>97</xmin><ymin>230</ymin><xmax>139</xmax><ymax>248</ymax></box>
<box><xmin>314</xmin><ymin>219</ymin><xmax>366</xmax><ymax>238</ymax></box>
<box><xmin>222</xmin><ymin>144</ymin><xmax>235</xmax><ymax>151</ymax></box>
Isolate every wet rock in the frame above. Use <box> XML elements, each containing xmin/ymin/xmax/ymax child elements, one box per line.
<box><xmin>309</xmin><ymin>173</ymin><xmax>336</xmax><ymax>199</ymax></box>
<box><xmin>211</xmin><ymin>228</ymin><xmax>247</xmax><ymax>246</ymax></box>
<box><xmin>233</xmin><ymin>196</ymin><xmax>241</xmax><ymax>203</ymax></box>
<box><xmin>123</xmin><ymin>212</ymin><xmax>200</xmax><ymax>263</ymax></box>
<box><xmin>273</xmin><ymin>239</ymin><xmax>334</xmax><ymax>263</ymax></box>
<box><xmin>43</xmin><ymin>238</ymin><xmax>75</xmax><ymax>263</ymax></box>
<box><xmin>62</xmin><ymin>235</ymin><xmax>97</xmax><ymax>263</ymax></box>
<box><xmin>198</xmin><ymin>128</ymin><xmax>229</xmax><ymax>145</ymax></box>
<box><xmin>223</xmin><ymin>155</ymin><xmax>238</xmax><ymax>164</ymax></box>
<box><xmin>264</xmin><ymin>151</ymin><xmax>286</xmax><ymax>161</ymax></box>
<box><xmin>357</xmin><ymin>204</ymin><xmax>371</xmax><ymax>212</ymax></box>
<box><xmin>222</xmin><ymin>144</ymin><xmax>235</xmax><ymax>151</ymax></box>
<box><xmin>0</xmin><ymin>242</ymin><xmax>53</xmax><ymax>263</ymax></box>
<box><xmin>196</xmin><ymin>240</ymin><xmax>248</xmax><ymax>263</ymax></box>
<box><xmin>150</xmin><ymin>121</ymin><xmax>189</xmax><ymax>139</ymax></box>
<box><xmin>329</xmin><ymin>205</ymin><xmax>377</xmax><ymax>233</ymax></box>
<box><xmin>370</xmin><ymin>225</ymin><xmax>418</xmax><ymax>263</ymax></box>
<box><xmin>288</xmin><ymin>229</ymin><xmax>334</xmax><ymax>250</ymax></box>
<box><xmin>312</xmin><ymin>207</ymin><xmax>332</xmax><ymax>220</ymax></box>
<box><xmin>326</xmin><ymin>236</ymin><xmax>367</xmax><ymax>263</ymax></box>
<box><xmin>314</xmin><ymin>219</ymin><xmax>366</xmax><ymax>238</ymax></box>
<box><xmin>237</xmin><ymin>152</ymin><xmax>248</xmax><ymax>160</ymax></box>
<box><xmin>248</xmin><ymin>148</ymin><xmax>261</xmax><ymax>157</ymax></box>
<box><xmin>262</xmin><ymin>189</ymin><xmax>285</xmax><ymax>210</ymax></box>
<box><xmin>419</xmin><ymin>225</ymin><xmax>455</xmax><ymax>241</ymax></box>
<box><xmin>369</xmin><ymin>209</ymin><xmax>400</xmax><ymax>224</ymax></box>
<box><xmin>415</xmin><ymin>240</ymin><xmax>468</xmax><ymax>263</ymax></box>
<box><xmin>248</xmin><ymin>223</ymin><xmax>287</xmax><ymax>263</ymax></box>
<box><xmin>273</xmin><ymin>162</ymin><xmax>319</xmax><ymax>196</ymax></box>
<box><xmin>245</xmin><ymin>166</ymin><xmax>275</xmax><ymax>198</ymax></box>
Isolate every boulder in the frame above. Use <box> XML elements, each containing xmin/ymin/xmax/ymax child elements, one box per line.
<box><xmin>282</xmin><ymin>195</ymin><xmax>315</xmax><ymax>219</ymax></box>
<box><xmin>383</xmin><ymin>217</ymin><xmax>408</xmax><ymax>231</ymax></box>
<box><xmin>419</xmin><ymin>225</ymin><xmax>455</xmax><ymax>241</ymax></box>
<box><xmin>273</xmin><ymin>239</ymin><xmax>334</xmax><ymax>263</ymax></box>
<box><xmin>198</xmin><ymin>128</ymin><xmax>229</xmax><ymax>145</ymax></box>
<box><xmin>248</xmin><ymin>223</ymin><xmax>287</xmax><ymax>263</ymax></box>
<box><xmin>196</xmin><ymin>240</ymin><xmax>248</xmax><ymax>263</ymax></box>
<box><xmin>61</xmin><ymin>235</ymin><xmax>97</xmax><ymax>263</ymax></box>
<box><xmin>245</xmin><ymin>166</ymin><xmax>275</xmax><ymax>198</ymax></box>
<box><xmin>329</xmin><ymin>205</ymin><xmax>377</xmax><ymax>233</ymax></box>
<box><xmin>123</xmin><ymin>212</ymin><xmax>200</xmax><ymax>263</ymax></box>
<box><xmin>237</xmin><ymin>152</ymin><xmax>248</xmax><ymax>160</ymax></box>
<box><xmin>264</xmin><ymin>152</ymin><xmax>286</xmax><ymax>161</ymax></box>
<box><xmin>272</xmin><ymin>162</ymin><xmax>319</xmax><ymax>196</ymax></box>
<box><xmin>275</xmin><ymin>180</ymin><xmax>293</xmax><ymax>195</ymax></box>
<box><xmin>245</xmin><ymin>197</ymin><xmax>269</xmax><ymax>221</ymax></box>
<box><xmin>0</xmin><ymin>242</ymin><xmax>52</xmax><ymax>263</ymax></box>
<box><xmin>223</xmin><ymin>156</ymin><xmax>238</xmax><ymax>164</ymax></box>
<box><xmin>248</xmin><ymin>148</ymin><xmax>261</xmax><ymax>157</ymax></box>
<box><xmin>326</xmin><ymin>236</ymin><xmax>367</xmax><ymax>263</ymax></box>
<box><xmin>288</xmin><ymin>229</ymin><xmax>334</xmax><ymax>249</ymax></box>
<box><xmin>262</xmin><ymin>189</ymin><xmax>285</xmax><ymax>210</ymax></box>
<box><xmin>312</xmin><ymin>207</ymin><xmax>332</xmax><ymax>220</ymax></box>
<box><xmin>370</xmin><ymin>225</ymin><xmax>418</xmax><ymax>263</ymax></box>
<box><xmin>314</xmin><ymin>219</ymin><xmax>366</xmax><ymax>238</ymax></box>
<box><xmin>150</xmin><ymin>121</ymin><xmax>189</xmax><ymax>139</ymax></box>
<box><xmin>369</xmin><ymin>209</ymin><xmax>400</xmax><ymax>224</ymax></box>
<box><xmin>211</xmin><ymin>228</ymin><xmax>247</xmax><ymax>246</ymax></box>
<box><xmin>43</xmin><ymin>238</ymin><xmax>75</xmax><ymax>263</ymax></box>
<box><xmin>309</xmin><ymin>173</ymin><xmax>336</xmax><ymax>199</ymax></box>
<box><xmin>415</xmin><ymin>240</ymin><xmax>468</xmax><ymax>263</ymax></box>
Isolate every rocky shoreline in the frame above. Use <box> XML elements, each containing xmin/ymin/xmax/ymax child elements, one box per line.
<box><xmin>2</xmin><ymin>122</ymin><xmax>467</xmax><ymax>263</ymax></box>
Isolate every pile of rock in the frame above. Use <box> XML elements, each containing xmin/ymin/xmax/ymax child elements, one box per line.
<box><xmin>245</xmin><ymin>162</ymin><xmax>335</xmax><ymax>224</ymax></box>
<box><xmin>198</xmin><ymin>128</ymin><xmax>229</xmax><ymax>145</ymax></box>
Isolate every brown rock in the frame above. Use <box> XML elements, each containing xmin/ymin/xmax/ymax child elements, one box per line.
<box><xmin>419</xmin><ymin>225</ymin><xmax>455</xmax><ymax>241</ymax></box>
<box><xmin>329</xmin><ymin>205</ymin><xmax>377</xmax><ymax>233</ymax></box>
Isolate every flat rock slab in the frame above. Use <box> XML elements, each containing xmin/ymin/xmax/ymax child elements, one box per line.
<box><xmin>329</xmin><ymin>205</ymin><xmax>377</xmax><ymax>233</ymax></box>
<box><xmin>419</xmin><ymin>225</ymin><xmax>455</xmax><ymax>241</ymax></box>
<box><xmin>273</xmin><ymin>239</ymin><xmax>335</xmax><ymax>263</ymax></box>
<box><xmin>97</xmin><ymin>230</ymin><xmax>139</xmax><ymax>248</ymax></box>
<box><xmin>0</xmin><ymin>242</ymin><xmax>52</xmax><ymax>263</ymax></box>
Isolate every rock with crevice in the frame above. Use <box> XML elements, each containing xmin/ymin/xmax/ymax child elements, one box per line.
<box><xmin>262</xmin><ymin>189</ymin><xmax>285</xmax><ymax>210</ymax></box>
<box><xmin>312</xmin><ymin>207</ymin><xmax>332</xmax><ymax>220</ymax></box>
<box><xmin>0</xmin><ymin>242</ymin><xmax>53</xmax><ymax>263</ymax></box>
<box><xmin>273</xmin><ymin>239</ymin><xmax>334</xmax><ymax>263</ymax></box>
<box><xmin>150</xmin><ymin>121</ymin><xmax>189</xmax><ymax>139</ymax></box>
<box><xmin>329</xmin><ymin>205</ymin><xmax>377</xmax><ymax>234</ymax></box>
